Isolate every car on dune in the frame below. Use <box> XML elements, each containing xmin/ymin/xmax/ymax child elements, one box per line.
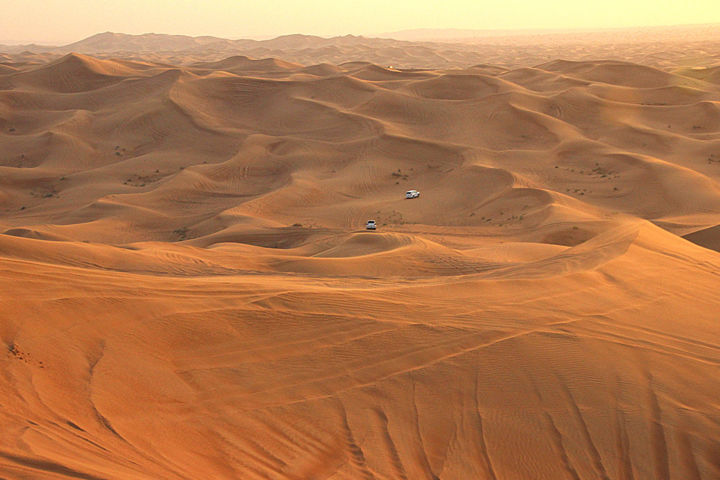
<box><xmin>365</xmin><ymin>220</ymin><xmax>376</xmax><ymax>230</ymax></box>
<box><xmin>405</xmin><ymin>189</ymin><xmax>420</xmax><ymax>199</ymax></box>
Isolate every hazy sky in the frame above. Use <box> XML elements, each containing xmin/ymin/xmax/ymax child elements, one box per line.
<box><xmin>2</xmin><ymin>0</ymin><xmax>720</xmax><ymax>44</ymax></box>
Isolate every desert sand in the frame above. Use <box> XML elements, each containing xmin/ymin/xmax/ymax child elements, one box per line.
<box><xmin>5</xmin><ymin>25</ymin><xmax>720</xmax><ymax>69</ymax></box>
<box><xmin>1</xmin><ymin>34</ymin><xmax>720</xmax><ymax>479</ymax></box>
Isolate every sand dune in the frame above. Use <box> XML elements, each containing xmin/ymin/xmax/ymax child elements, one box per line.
<box><xmin>1</xmin><ymin>49</ymin><xmax>720</xmax><ymax>479</ymax></box>
<box><xmin>5</xmin><ymin>26</ymin><xmax>720</xmax><ymax>70</ymax></box>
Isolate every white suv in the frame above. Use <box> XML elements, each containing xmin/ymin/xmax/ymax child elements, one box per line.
<box><xmin>365</xmin><ymin>220</ymin><xmax>376</xmax><ymax>230</ymax></box>
<box><xmin>405</xmin><ymin>189</ymin><xmax>420</xmax><ymax>199</ymax></box>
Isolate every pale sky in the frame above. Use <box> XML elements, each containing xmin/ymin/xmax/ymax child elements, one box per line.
<box><xmin>2</xmin><ymin>0</ymin><xmax>719</xmax><ymax>44</ymax></box>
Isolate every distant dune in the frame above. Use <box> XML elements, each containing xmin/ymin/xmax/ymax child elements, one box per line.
<box><xmin>379</xmin><ymin>23</ymin><xmax>720</xmax><ymax>42</ymax></box>
<box><xmin>3</xmin><ymin>25</ymin><xmax>720</xmax><ymax>69</ymax></box>
<box><xmin>1</xmin><ymin>44</ymin><xmax>719</xmax><ymax>479</ymax></box>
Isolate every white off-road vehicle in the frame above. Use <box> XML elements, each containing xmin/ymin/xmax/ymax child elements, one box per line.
<box><xmin>365</xmin><ymin>220</ymin><xmax>377</xmax><ymax>230</ymax></box>
<box><xmin>405</xmin><ymin>189</ymin><xmax>420</xmax><ymax>199</ymax></box>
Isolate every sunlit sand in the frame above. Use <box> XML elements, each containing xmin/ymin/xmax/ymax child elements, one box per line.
<box><xmin>1</xmin><ymin>28</ymin><xmax>719</xmax><ymax>479</ymax></box>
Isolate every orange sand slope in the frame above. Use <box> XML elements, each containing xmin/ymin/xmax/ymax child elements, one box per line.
<box><xmin>1</xmin><ymin>53</ymin><xmax>720</xmax><ymax>479</ymax></box>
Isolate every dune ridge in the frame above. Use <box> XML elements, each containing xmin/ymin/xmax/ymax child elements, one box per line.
<box><xmin>1</xmin><ymin>50</ymin><xmax>720</xmax><ymax>479</ymax></box>
<box><xmin>4</xmin><ymin>26</ymin><xmax>720</xmax><ymax>69</ymax></box>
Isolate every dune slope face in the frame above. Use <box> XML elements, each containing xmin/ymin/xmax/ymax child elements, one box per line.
<box><xmin>1</xmin><ymin>53</ymin><xmax>720</xmax><ymax>479</ymax></box>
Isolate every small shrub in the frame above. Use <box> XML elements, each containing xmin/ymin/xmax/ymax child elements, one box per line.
<box><xmin>173</xmin><ymin>227</ymin><xmax>189</xmax><ymax>240</ymax></box>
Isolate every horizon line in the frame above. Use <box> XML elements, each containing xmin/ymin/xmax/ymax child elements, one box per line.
<box><xmin>2</xmin><ymin>21</ymin><xmax>719</xmax><ymax>47</ymax></box>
